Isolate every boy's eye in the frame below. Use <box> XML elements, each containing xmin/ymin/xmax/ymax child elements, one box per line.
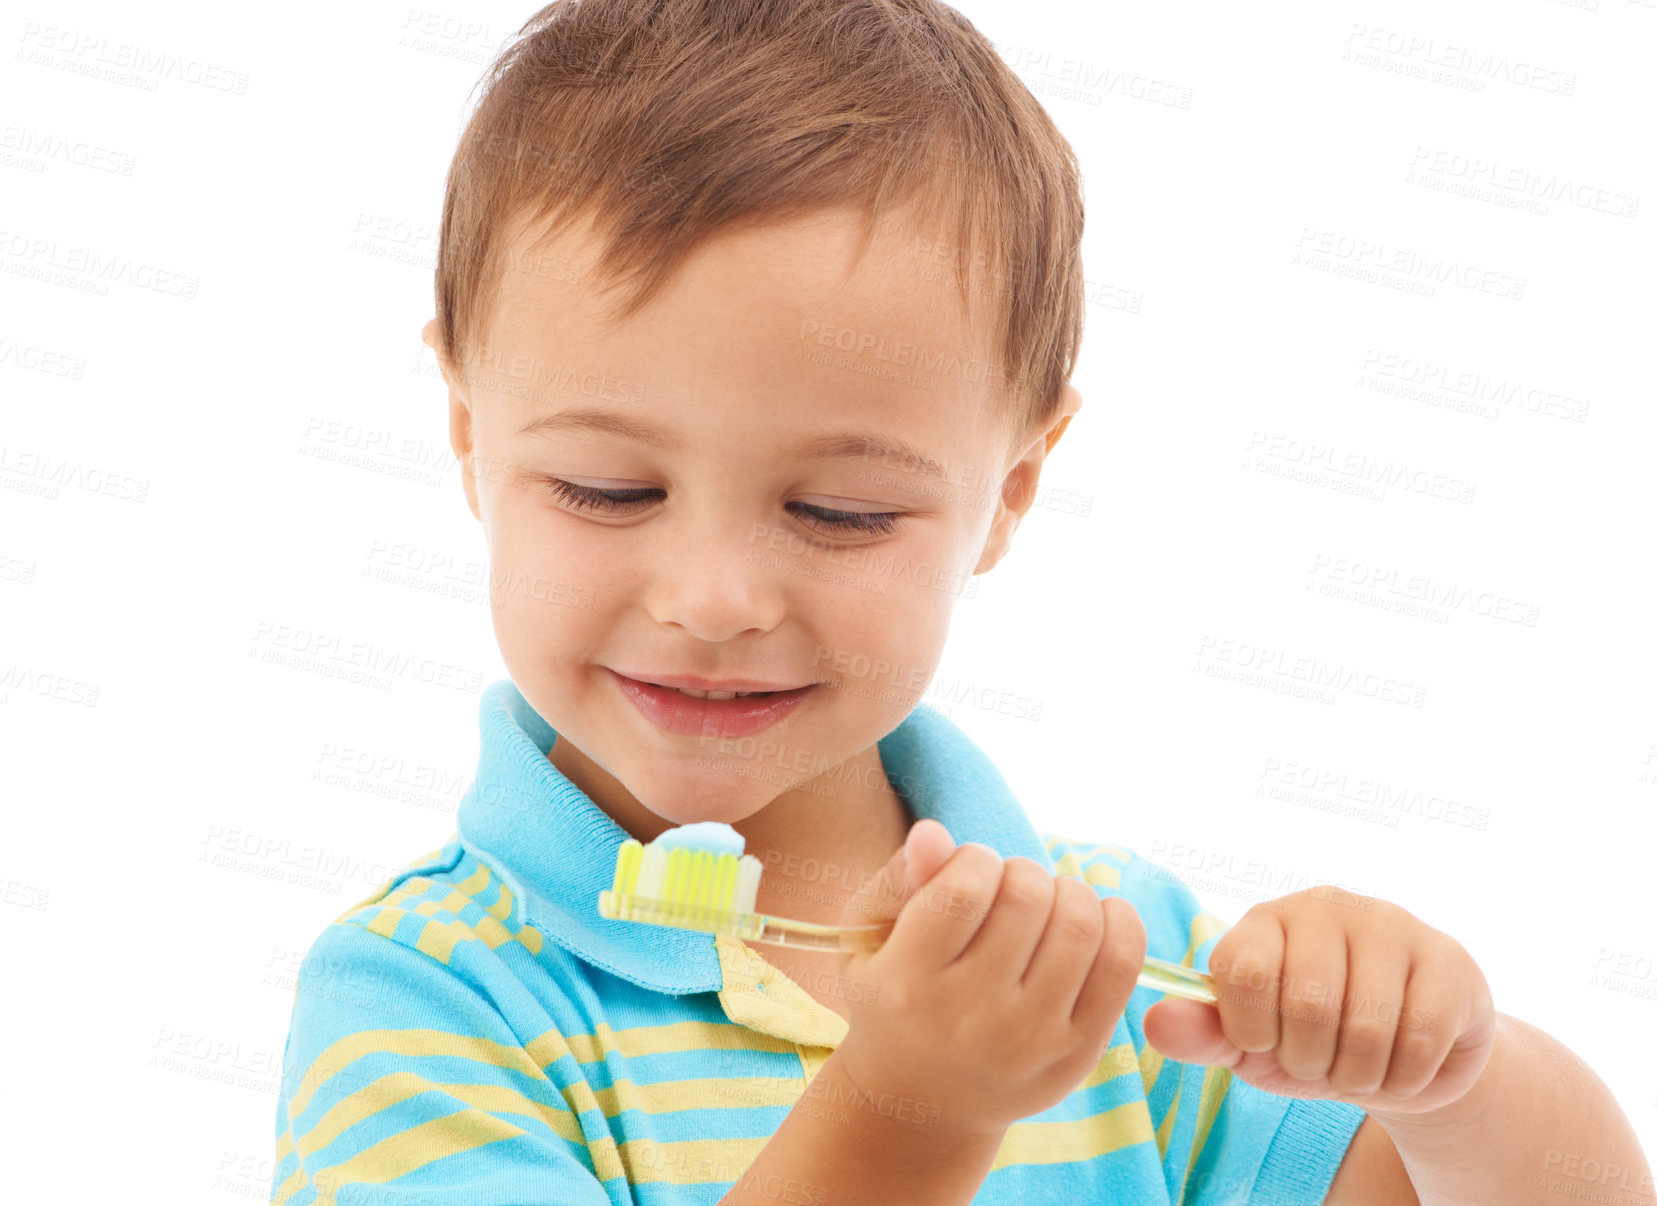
<box><xmin>536</xmin><ymin>478</ymin><xmax>904</xmax><ymax>536</ymax></box>
<box><xmin>539</xmin><ymin>477</ymin><xmax>659</xmax><ymax>512</ymax></box>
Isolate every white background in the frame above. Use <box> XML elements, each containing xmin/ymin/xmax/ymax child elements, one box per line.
<box><xmin>2</xmin><ymin>0</ymin><xmax>1654</xmax><ymax>1195</ymax></box>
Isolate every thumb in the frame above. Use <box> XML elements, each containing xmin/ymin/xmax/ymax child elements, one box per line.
<box><xmin>901</xmin><ymin>817</ymin><xmax>956</xmax><ymax>893</ymax></box>
<box><xmin>1142</xmin><ymin>997</ymin><xmax>1241</xmax><ymax>1067</ymax></box>
<box><xmin>837</xmin><ymin>818</ymin><xmax>957</xmax><ymax>932</ymax></box>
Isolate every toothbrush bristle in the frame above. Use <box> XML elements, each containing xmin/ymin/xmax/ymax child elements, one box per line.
<box><xmin>600</xmin><ymin>825</ymin><xmax>763</xmax><ymax>933</ymax></box>
<box><xmin>612</xmin><ymin>839</ymin><xmax>643</xmax><ymax>895</ymax></box>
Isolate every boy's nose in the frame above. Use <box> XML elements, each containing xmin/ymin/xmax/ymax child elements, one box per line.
<box><xmin>641</xmin><ymin>528</ymin><xmax>789</xmax><ymax>641</ymax></box>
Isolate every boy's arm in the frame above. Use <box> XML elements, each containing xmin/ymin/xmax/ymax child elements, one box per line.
<box><xmin>716</xmin><ymin>1046</ymin><xmax>1006</xmax><ymax>1206</ymax></box>
<box><xmin>1326</xmin><ymin>1012</ymin><xmax>1654</xmax><ymax>1206</ymax></box>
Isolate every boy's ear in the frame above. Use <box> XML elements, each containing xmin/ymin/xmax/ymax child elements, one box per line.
<box><xmin>972</xmin><ymin>383</ymin><xmax>1083</xmax><ymax>577</ymax></box>
<box><xmin>423</xmin><ymin>317</ymin><xmax>483</xmax><ymax>524</ymax></box>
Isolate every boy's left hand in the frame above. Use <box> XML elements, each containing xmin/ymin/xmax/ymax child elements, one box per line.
<box><xmin>1142</xmin><ymin>887</ymin><xmax>1498</xmax><ymax>1119</ymax></box>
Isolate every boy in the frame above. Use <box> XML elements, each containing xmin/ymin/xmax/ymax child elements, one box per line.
<box><xmin>271</xmin><ymin>0</ymin><xmax>1651</xmax><ymax>1202</ymax></box>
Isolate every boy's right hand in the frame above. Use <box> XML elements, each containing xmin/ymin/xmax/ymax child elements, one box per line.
<box><xmin>831</xmin><ymin>818</ymin><xmax>1147</xmax><ymax>1141</ymax></box>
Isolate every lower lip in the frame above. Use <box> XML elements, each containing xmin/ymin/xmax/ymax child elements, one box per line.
<box><xmin>608</xmin><ymin>669</ymin><xmax>816</xmax><ymax>738</ymax></box>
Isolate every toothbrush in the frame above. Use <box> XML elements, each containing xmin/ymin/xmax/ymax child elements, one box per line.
<box><xmin>597</xmin><ymin>822</ymin><xmax>1217</xmax><ymax>1005</ymax></box>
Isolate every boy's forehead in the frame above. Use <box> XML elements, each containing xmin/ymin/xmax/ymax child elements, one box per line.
<box><xmin>488</xmin><ymin>202</ymin><xmax>993</xmax><ymax>366</ymax></box>
<box><xmin>472</xmin><ymin>203</ymin><xmax>1021</xmax><ymax>468</ymax></box>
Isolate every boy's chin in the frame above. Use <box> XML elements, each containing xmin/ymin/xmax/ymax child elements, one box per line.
<box><xmin>624</xmin><ymin>769</ymin><xmax>781</xmax><ymax>829</ymax></box>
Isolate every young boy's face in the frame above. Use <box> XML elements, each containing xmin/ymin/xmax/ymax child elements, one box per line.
<box><xmin>429</xmin><ymin>200</ymin><xmax>1079</xmax><ymax>832</ymax></box>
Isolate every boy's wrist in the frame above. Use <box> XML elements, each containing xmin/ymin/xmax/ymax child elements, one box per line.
<box><xmin>821</xmin><ymin>1040</ymin><xmax>1006</xmax><ymax>1150</ymax></box>
<box><xmin>1361</xmin><ymin>1010</ymin><xmax>1515</xmax><ymax>1135</ymax></box>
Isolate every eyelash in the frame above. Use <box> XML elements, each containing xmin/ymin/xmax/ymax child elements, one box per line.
<box><xmin>537</xmin><ymin>478</ymin><xmax>904</xmax><ymax>536</ymax></box>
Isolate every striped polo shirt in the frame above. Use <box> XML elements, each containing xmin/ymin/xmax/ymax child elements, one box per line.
<box><xmin>270</xmin><ymin>678</ymin><xmax>1366</xmax><ymax>1204</ymax></box>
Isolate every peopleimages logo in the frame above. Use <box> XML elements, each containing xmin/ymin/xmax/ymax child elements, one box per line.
<box><xmin>1342</xmin><ymin>24</ymin><xmax>1577</xmax><ymax>96</ymax></box>
<box><xmin>1292</xmin><ymin>227</ymin><xmax>1527</xmax><ymax>301</ymax></box>
<box><xmin>1245</xmin><ymin>432</ymin><xmax>1477</xmax><ymax>505</ymax></box>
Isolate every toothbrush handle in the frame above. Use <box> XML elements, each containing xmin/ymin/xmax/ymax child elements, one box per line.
<box><xmin>757</xmin><ymin>916</ymin><xmax>1218</xmax><ymax>1005</ymax></box>
<box><xmin>1136</xmin><ymin>954</ymin><xmax>1218</xmax><ymax>1004</ymax></box>
<box><xmin>597</xmin><ymin>894</ymin><xmax>1220</xmax><ymax>1005</ymax></box>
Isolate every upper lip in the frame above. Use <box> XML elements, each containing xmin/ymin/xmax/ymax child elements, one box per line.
<box><xmin>610</xmin><ymin>669</ymin><xmax>812</xmax><ymax>692</ymax></box>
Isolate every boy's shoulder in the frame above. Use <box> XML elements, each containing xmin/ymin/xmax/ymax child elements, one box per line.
<box><xmin>307</xmin><ymin>834</ymin><xmax>549</xmax><ymax>978</ymax></box>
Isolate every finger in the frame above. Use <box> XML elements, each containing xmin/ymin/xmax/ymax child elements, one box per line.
<box><xmin>844</xmin><ymin>818</ymin><xmax>955</xmax><ymax>925</ymax></box>
<box><xmin>1373</xmin><ymin>946</ymin><xmax>1458</xmax><ymax>1102</ymax></box>
<box><xmin>881</xmin><ymin>841</ymin><xmax>1003</xmax><ymax>971</ymax></box>
<box><xmin>1020</xmin><ymin>874</ymin><xmax>1104</xmax><ymax>1008</ymax></box>
<box><xmin>903</xmin><ymin>818</ymin><xmax>958</xmax><ymax>893</ymax></box>
<box><xmin>1275</xmin><ymin>924</ymin><xmax>1347</xmax><ymax>1082</ymax></box>
<box><xmin>1141</xmin><ymin>996</ymin><xmax>1240</xmax><ymax>1068</ymax></box>
<box><xmin>1069</xmin><ymin>896</ymin><xmax>1146</xmax><ymax>1040</ymax></box>
<box><xmin>1326</xmin><ymin>939</ymin><xmax>1410</xmax><ymax>1098</ymax></box>
<box><xmin>1210</xmin><ymin>910</ymin><xmax>1286</xmax><ymax>1055</ymax></box>
<box><xmin>838</xmin><ymin>841</ymin><xmax>911</xmax><ymax>934</ymax></box>
<box><xmin>958</xmin><ymin>856</ymin><xmax>1054</xmax><ymax>976</ymax></box>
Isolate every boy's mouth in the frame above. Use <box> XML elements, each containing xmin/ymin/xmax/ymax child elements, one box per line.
<box><xmin>606</xmin><ymin>669</ymin><xmax>817</xmax><ymax>738</ymax></box>
<box><xmin>646</xmin><ymin>684</ymin><xmax>777</xmax><ymax>700</ymax></box>
<box><xmin>609</xmin><ymin>669</ymin><xmax>812</xmax><ymax>699</ymax></box>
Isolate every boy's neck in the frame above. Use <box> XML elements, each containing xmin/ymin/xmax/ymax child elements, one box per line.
<box><xmin>545</xmin><ymin>738</ymin><xmax>915</xmax><ymax>901</ymax></box>
<box><xmin>731</xmin><ymin>743</ymin><xmax>915</xmax><ymax>916</ymax></box>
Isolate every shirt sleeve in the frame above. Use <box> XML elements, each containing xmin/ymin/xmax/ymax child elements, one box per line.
<box><xmin>270</xmin><ymin>917</ymin><xmax>613</xmax><ymax>1205</ymax></box>
<box><xmin>1051</xmin><ymin>836</ymin><xmax>1369</xmax><ymax>1205</ymax></box>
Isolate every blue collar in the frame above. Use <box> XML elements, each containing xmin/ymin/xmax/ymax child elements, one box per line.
<box><xmin>455</xmin><ymin>678</ymin><xmax>1054</xmax><ymax>995</ymax></box>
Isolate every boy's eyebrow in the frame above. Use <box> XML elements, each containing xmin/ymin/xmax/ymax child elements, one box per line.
<box><xmin>515</xmin><ymin>406</ymin><xmax>950</xmax><ymax>480</ymax></box>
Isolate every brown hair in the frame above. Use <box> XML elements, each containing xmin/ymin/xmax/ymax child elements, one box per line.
<box><xmin>433</xmin><ymin>0</ymin><xmax>1085</xmax><ymax>449</ymax></box>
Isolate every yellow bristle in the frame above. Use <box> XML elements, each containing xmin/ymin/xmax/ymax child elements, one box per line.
<box><xmin>712</xmin><ymin>853</ymin><xmax>735</xmax><ymax>909</ymax></box>
<box><xmin>689</xmin><ymin>849</ymin><xmax>714</xmax><ymax>909</ymax></box>
<box><xmin>612</xmin><ymin>840</ymin><xmax>642</xmax><ymax>895</ymax></box>
<box><xmin>668</xmin><ymin>847</ymin><xmax>695</xmax><ymax>906</ymax></box>
<box><xmin>691</xmin><ymin>848</ymin><xmax>710</xmax><ymax>906</ymax></box>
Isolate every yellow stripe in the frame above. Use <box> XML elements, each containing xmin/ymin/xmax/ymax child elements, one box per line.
<box><xmin>1045</xmin><ymin>835</ymin><xmax>1132</xmax><ymax>893</ymax></box>
<box><xmin>1051</xmin><ymin>849</ymin><xmax>1084</xmax><ymax>880</ymax></box>
<box><xmin>455</xmin><ymin>861</ymin><xmax>491</xmax><ymax>897</ymax></box>
<box><xmin>1084</xmin><ymin>1040</ymin><xmax>1139</xmax><ymax>1089</ymax></box>
<box><xmin>271</xmin><ymin>1130</ymin><xmax>297</xmax><ymax>1205</ymax></box>
<box><xmin>344</xmin><ymin>879</ymin><xmax>432</xmax><ymax>935</ymax></box>
<box><xmin>287</xmin><ymin>1029</ymin><xmax>551</xmax><ymax>1118</ymax></box>
<box><xmin>1185</xmin><ymin>909</ymin><xmax>1229</xmax><ymax>966</ymax></box>
<box><xmin>1042</xmin><ymin>834</ymin><xmax>1131</xmax><ymax>865</ymax></box>
<box><xmin>1083</xmin><ymin>862</ymin><xmax>1122</xmax><ymax>890</ymax></box>
<box><xmin>569</xmin><ymin>1047</ymin><xmax>1153</xmax><ymax>1181</ymax></box>
<box><xmin>308</xmin><ymin>1107</ymin><xmax>525</xmax><ymax>1204</ymax></box>
<box><xmin>989</xmin><ymin>1101</ymin><xmax>1153</xmax><ymax>1171</ymax></box>
<box><xmin>1139</xmin><ymin>1043</ymin><xmax>1165</xmax><ymax>1097</ymax></box>
<box><xmin>486</xmin><ymin>876</ymin><xmax>514</xmax><ymax>921</ymax></box>
<box><xmin>551</xmin><ymin>1019</ymin><xmax>794</xmax><ymax>1066</ymax></box>
<box><xmin>272</xmin><ymin>1166</ymin><xmax>304</xmax><ymax>1205</ymax></box>
<box><xmin>293</xmin><ymin>1071</ymin><xmax>586</xmax><ymax>1167</ymax></box>
<box><xmin>618</xmin><ymin>1135</ymin><xmax>769</xmax><ymax>1184</ymax></box>
<box><xmin>415</xmin><ymin>916</ymin><xmax>472</xmax><ymax>963</ymax></box>
<box><xmin>1154</xmin><ymin>1077</ymin><xmax>1179</xmax><ymax>1157</ymax></box>
<box><xmin>1181</xmin><ymin>1064</ymin><xmax>1233</xmax><ymax>1203</ymax></box>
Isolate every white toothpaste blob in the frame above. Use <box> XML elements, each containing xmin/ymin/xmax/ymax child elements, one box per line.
<box><xmin>652</xmin><ymin>821</ymin><xmax>746</xmax><ymax>856</ymax></box>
